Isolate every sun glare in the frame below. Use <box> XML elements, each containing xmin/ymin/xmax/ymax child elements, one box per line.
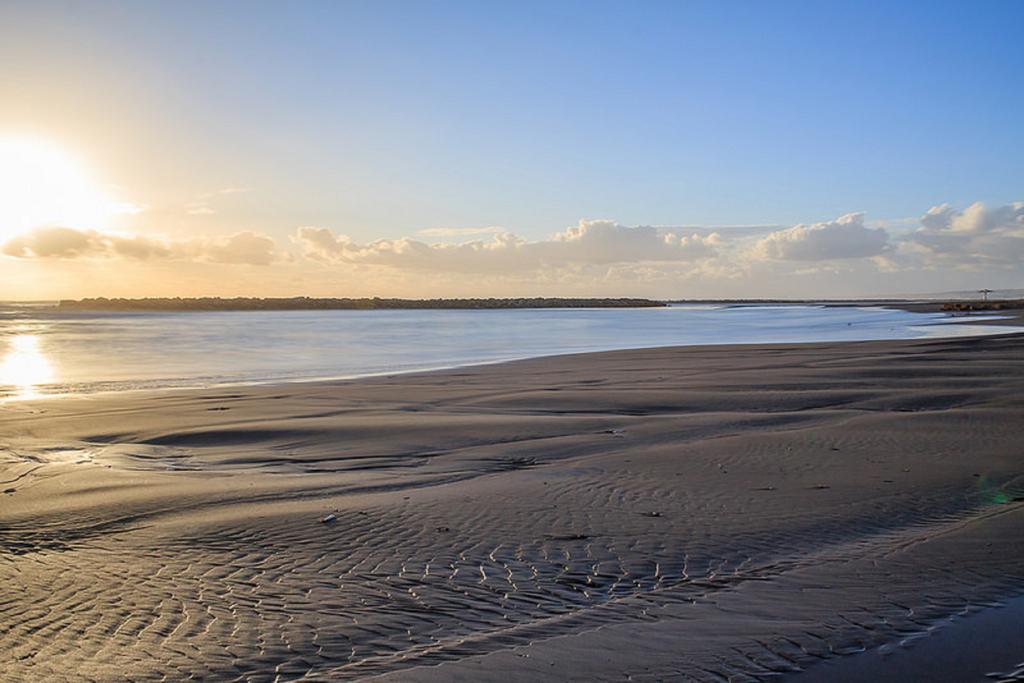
<box><xmin>0</xmin><ymin>334</ymin><xmax>55</xmax><ymax>400</ymax></box>
<box><xmin>0</xmin><ymin>136</ymin><xmax>121</xmax><ymax>242</ymax></box>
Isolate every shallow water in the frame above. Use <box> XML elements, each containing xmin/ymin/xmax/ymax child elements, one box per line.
<box><xmin>0</xmin><ymin>303</ymin><xmax>1018</xmax><ymax>399</ymax></box>
<box><xmin>789</xmin><ymin>595</ymin><xmax>1024</xmax><ymax>682</ymax></box>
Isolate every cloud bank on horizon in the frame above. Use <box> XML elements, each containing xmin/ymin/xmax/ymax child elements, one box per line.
<box><xmin>3</xmin><ymin>200</ymin><xmax>1022</xmax><ymax>298</ymax></box>
<box><xmin>3</xmin><ymin>227</ymin><xmax>276</xmax><ymax>265</ymax></box>
<box><xmin>293</xmin><ymin>220</ymin><xmax>721</xmax><ymax>272</ymax></box>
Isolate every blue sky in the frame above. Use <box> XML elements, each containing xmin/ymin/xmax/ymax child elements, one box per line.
<box><xmin>1</xmin><ymin>1</ymin><xmax>1022</xmax><ymax>298</ymax></box>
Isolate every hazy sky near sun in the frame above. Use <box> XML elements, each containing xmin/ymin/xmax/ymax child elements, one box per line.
<box><xmin>1</xmin><ymin>0</ymin><xmax>1022</xmax><ymax>299</ymax></box>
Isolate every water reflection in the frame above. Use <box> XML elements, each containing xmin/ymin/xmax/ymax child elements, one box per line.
<box><xmin>0</xmin><ymin>334</ymin><xmax>55</xmax><ymax>400</ymax></box>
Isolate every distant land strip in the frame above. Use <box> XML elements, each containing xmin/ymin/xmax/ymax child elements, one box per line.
<box><xmin>57</xmin><ymin>297</ymin><xmax>668</xmax><ymax>311</ymax></box>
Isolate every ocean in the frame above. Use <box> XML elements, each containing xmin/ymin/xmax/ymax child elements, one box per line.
<box><xmin>0</xmin><ymin>303</ymin><xmax>1016</xmax><ymax>400</ymax></box>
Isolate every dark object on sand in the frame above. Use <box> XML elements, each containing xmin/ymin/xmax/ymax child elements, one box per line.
<box><xmin>546</xmin><ymin>533</ymin><xmax>590</xmax><ymax>541</ymax></box>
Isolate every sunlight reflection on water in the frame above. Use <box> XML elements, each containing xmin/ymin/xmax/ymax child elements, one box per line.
<box><xmin>0</xmin><ymin>333</ymin><xmax>55</xmax><ymax>400</ymax></box>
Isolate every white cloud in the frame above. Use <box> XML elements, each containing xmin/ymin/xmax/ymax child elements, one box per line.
<box><xmin>5</xmin><ymin>201</ymin><xmax>1020</xmax><ymax>299</ymax></box>
<box><xmin>201</xmin><ymin>231</ymin><xmax>277</xmax><ymax>265</ymax></box>
<box><xmin>553</xmin><ymin>220</ymin><xmax>720</xmax><ymax>263</ymax></box>
<box><xmin>905</xmin><ymin>201</ymin><xmax>1024</xmax><ymax>268</ymax></box>
<box><xmin>2</xmin><ymin>226</ymin><xmax>278</xmax><ymax>265</ymax></box>
<box><xmin>754</xmin><ymin>213</ymin><xmax>889</xmax><ymax>261</ymax></box>
<box><xmin>2</xmin><ymin>226</ymin><xmax>99</xmax><ymax>259</ymax></box>
<box><xmin>417</xmin><ymin>226</ymin><xmax>506</xmax><ymax>237</ymax></box>
<box><xmin>295</xmin><ymin>219</ymin><xmax>722</xmax><ymax>273</ymax></box>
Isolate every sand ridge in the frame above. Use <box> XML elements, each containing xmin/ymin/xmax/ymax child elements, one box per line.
<box><xmin>2</xmin><ymin>332</ymin><xmax>1024</xmax><ymax>680</ymax></box>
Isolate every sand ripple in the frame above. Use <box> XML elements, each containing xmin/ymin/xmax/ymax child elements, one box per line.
<box><xmin>1</xmin><ymin>334</ymin><xmax>1023</xmax><ymax>680</ymax></box>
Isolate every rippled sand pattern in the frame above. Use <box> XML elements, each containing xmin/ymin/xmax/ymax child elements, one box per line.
<box><xmin>2</xmin><ymin>334</ymin><xmax>1024</xmax><ymax>680</ymax></box>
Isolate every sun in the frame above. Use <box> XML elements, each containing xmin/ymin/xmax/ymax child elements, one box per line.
<box><xmin>0</xmin><ymin>136</ymin><xmax>120</xmax><ymax>242</ymax></box>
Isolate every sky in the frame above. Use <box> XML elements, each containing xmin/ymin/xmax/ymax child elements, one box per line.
<box><xmin>1</xmin><ymin>0</ymin><xmax>1022</xmax><ymax>300</ymax></box>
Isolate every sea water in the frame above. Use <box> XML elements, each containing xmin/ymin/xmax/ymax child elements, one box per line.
<box><xmin>0</xmin><ymin>303</ymin><xmax>1018</xmax><ymax>399</ymax></box>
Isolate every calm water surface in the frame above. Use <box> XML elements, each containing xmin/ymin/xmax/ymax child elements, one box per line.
<box><xmin>0</xmin><ymin>303</ymin><xmax>1018</xmax><ymax>400</ymax></box>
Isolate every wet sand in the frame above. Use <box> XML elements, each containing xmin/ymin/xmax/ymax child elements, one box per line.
<box><xmin>787</xmin><ymin>596</ymin><xmax>1024</xmax><ymax>682</ymax></box>
<box><xmin>2</xmin><ymin>324</ymin><xmax>1024</xmax><ymax>681</ymax></box>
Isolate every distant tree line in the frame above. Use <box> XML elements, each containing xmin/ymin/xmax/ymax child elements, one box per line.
<box><xmin>57</xmin><ymin>297</ymin><xmax>667</xmax><ymax>311</ymax></box>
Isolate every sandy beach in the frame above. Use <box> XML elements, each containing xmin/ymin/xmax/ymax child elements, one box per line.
<box><xmin>2</xmin><ymin>322</ymin><xmax>1024</xmax><ymax>681</ymax></box>
<box><xmin>4</xmin><ymin>0</ymin><xmax>1022</xmax><ymax>678</ymax></box>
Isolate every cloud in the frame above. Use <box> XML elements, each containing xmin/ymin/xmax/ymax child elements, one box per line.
<box><xmin>295</xmin><ymin>220</ymin><xmax>722</xmax><ymax>273</ymax></box>
<box><xmin>652</xmin><ymin>223</ymin><xmax>786</xmax><ymax>236</ymax></box>
<box><xmin>2</xmin><ymin>226</ymin><xmax>100</xmax><ymax>258</ymax></box>
<box><xmin>904</xmin><ymin>201</ymin><xmax>1024</xmax><ymax>268</ymax></box>
<box><xmin>201</xmin><ymin>231</ymin><xmax>277</xmax><ymax>265</ymax></box>
<box><xmin>417</xmin><ymin>226</ymin><xmax>506</xmax><ymax>237</ymax></box>
<box><xmin>754</xmin><ymin>213</ymin><xmax>889</xmax><ymax>261</ymax></box>
<box><xmin>7</xmin><ymin>201</ymin><xmax>1020</xmax><ymax>300</ymax></box>
<box><xmin>294</xmin><ymin>227</ymin><xmax>539</xmax><ymax>272</ymax></box>
<box><xmin>555</xmin><ymin>220</ymin><xmax>721</xmax><ymax>262</ymax></box>
<box><xmin>2</xmin><ymin>226</ymin><xmax>277</xmax><ymax>265</ymax></box>
<box><xmin>184</xmin><ymin>187</ymin><xmax>250</xmax><ymax>216</ymax></box>
<box><xmin>108</xmin><ymin>233</ymin><xmax>176</xmax><ymax>260</ymax></box>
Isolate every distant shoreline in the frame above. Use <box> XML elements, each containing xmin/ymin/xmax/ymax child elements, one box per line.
<box><xmin>0</xmin><ymin>295</ymin><xmax>1012</xmax><ymax>316</ymax></box>
<box><xmin>47</xmin><ymin>296</ymin><xmax>1024</xmax><ymax>314</ymax></box>
<box><xmin>55</xmin><ymin>297</ymin><xmax>667</xmax><ymax>312</ymax></box>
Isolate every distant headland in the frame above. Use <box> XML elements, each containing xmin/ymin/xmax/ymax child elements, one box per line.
<box><xmin>57</xmin><ymin>297</ymin><xmax>667</xmax><ymax>311</ymax></box>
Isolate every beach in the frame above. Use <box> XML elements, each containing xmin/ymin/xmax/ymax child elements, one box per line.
<box><xmin>2</xmin><ymin>324</ymin><xmax>1024</xmax><ymax>680</ymax></box>
<box><xmin>5</xmin><ymin>0</ymin><xmax>1022</xmax><ymax>678</ymax></box>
